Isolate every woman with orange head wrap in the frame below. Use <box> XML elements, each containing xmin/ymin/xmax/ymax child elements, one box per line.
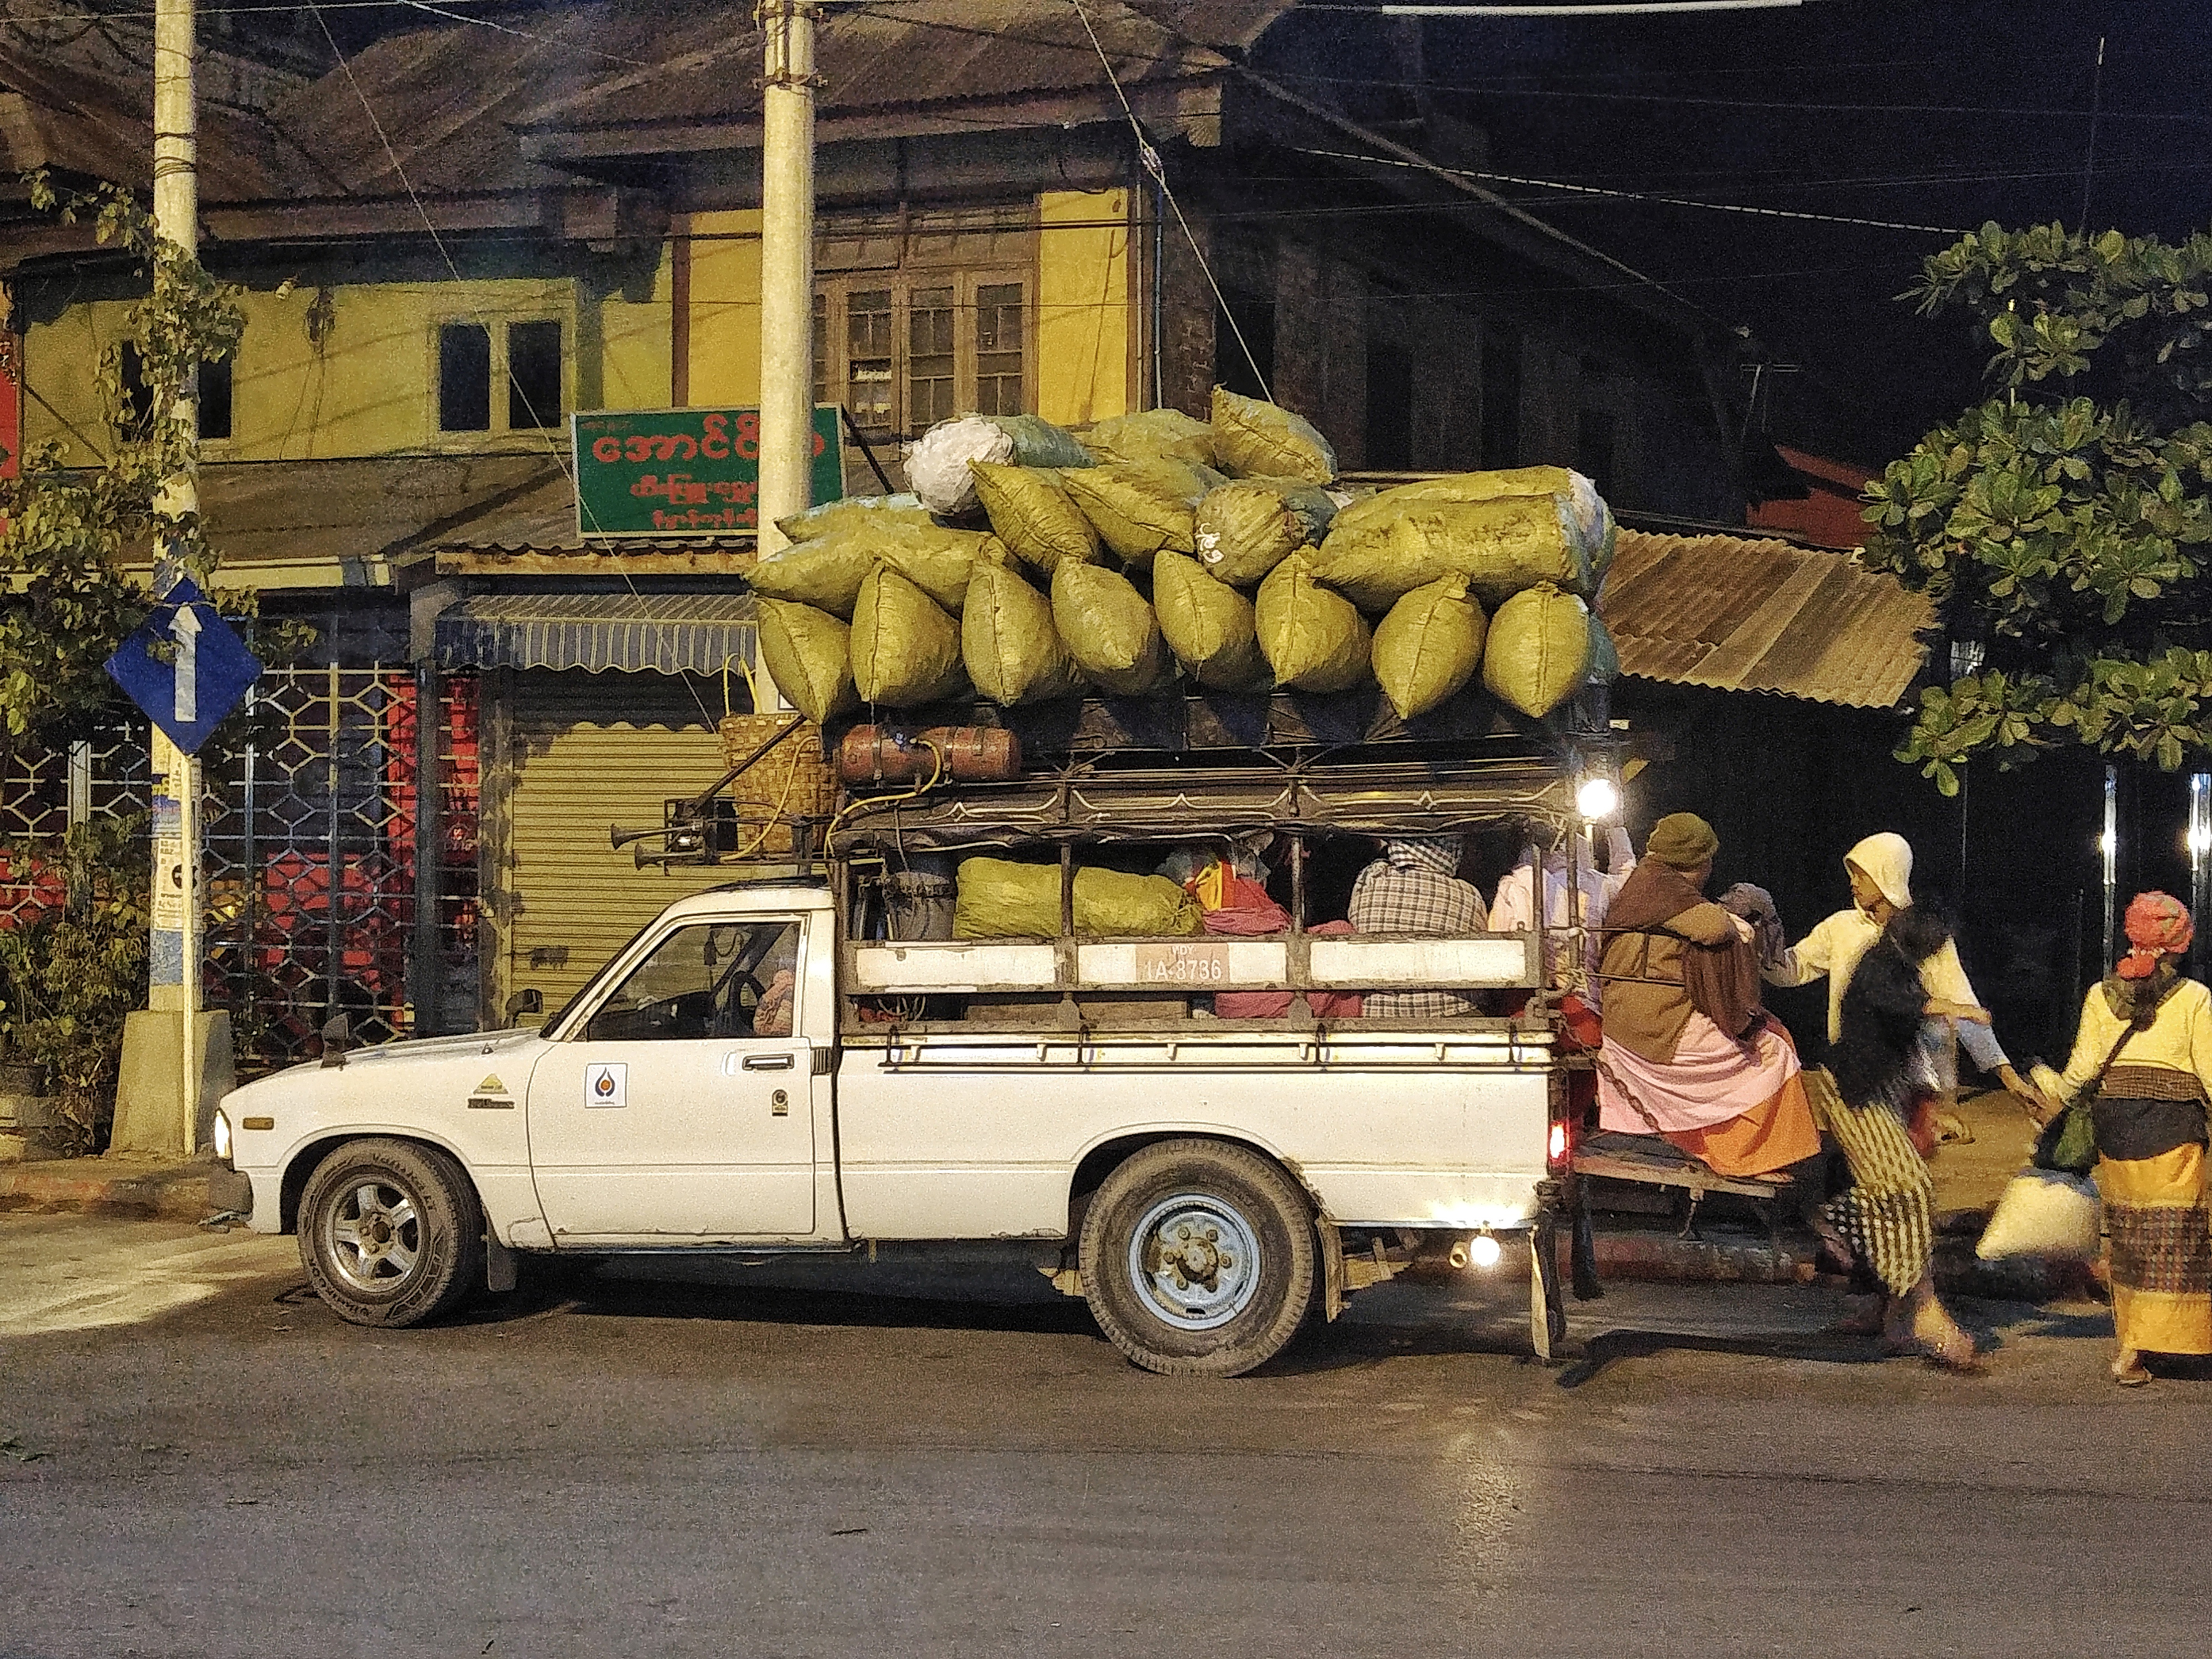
<box><xmin>2050</xmin><ymin>891</ymin><xmax>2212</xmax><ymax>1384</ymax></box>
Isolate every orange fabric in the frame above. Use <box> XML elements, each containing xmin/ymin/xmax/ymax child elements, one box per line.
<box><xmin>1660</xmin><ymin>1070</ymin><xmax>1822</xmax><ymax>1177</ymax></box>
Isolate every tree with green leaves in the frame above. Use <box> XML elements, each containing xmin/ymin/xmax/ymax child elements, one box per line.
<box><xmin>1863</xmin><ymin>221</ymin><xmax>2212</xmax><ymax>795</ymax></box>
<box><xmin>0</xmin><ymin>171</ymin><xmax>244</xmax><ymax>745</ymax></box>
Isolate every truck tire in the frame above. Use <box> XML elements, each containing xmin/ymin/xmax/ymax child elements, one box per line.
<box><xmin>297</xmin><ymin>1138</ymin><xmax>485</xmax><ymax>1328</ymax></box>
<box><xmin>1079</xmin><ymin>1138</ymin><xmax>1316</xmax><ymax>1377</ymax></box>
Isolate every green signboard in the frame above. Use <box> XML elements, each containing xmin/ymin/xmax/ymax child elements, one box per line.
<box><xmin>571</xmin><ymin>407</ymin><xmax>846</xmax><ymax>538</ymax></box>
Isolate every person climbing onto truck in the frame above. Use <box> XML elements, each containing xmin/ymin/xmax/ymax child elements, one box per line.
<box><xmin>1590</xmin><ymin>813</ymin><xmax>1823</xmax><ymax>1178</ymax></box>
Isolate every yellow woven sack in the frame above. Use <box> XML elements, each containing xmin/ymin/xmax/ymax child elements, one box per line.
<box><xmin>849</xmin><ymin>565</ymin><xmax>968</xmax><ymax>707</ymax></box>
<box><xmin>1210</xmin><ymin>386</ymin><xmax>1336</xmax><ymax>484</ymax></box>
<box><xmin>963</xmin><ymin>559</ymin><xmax>1083</xmax><ymax>706</ymax></box>
<box><xmin>1080</xmin><ymin>408</ymin><xmax>1216</xmax><ymax>469</ymax></box>
<box><xmin>1482</xmin><ymin>582</ymin><xmax>1593</xmax><ymax>718</ymax></box>
<box><xmin>1050</xmin><ymin>562</ymin><xmax>1175</xmax><ymax>696</ymax></box>
<box><xmin>1373</xmin><ymin>577</ymin><xmax>1487</xmax><ymax>721</ymax></box>
<box><xmin>1152</xmin><ymin>550</ymin><xmax>1271</xmax><ymax>692</ymax></box>
<box><xmin>1255</xmin><ymin>554</ymin><xmax>1371</xmax><ymax>693</ymax></box>
<box><xmin>953</xmin><ymin>857</ymin><xmax>1204</xmax><ymax>940</ymax></box>
<box><xmin>774</xmin><ymin>494</ymin><xmax>935</xmax><ymax>544</ymax></box>
<box><xmin>1311</xmin><ymin>495</ymin><xmax>1594</xmax><ymax>611</ymax></box>
<box><xmin>875</xmin><ymin>526</ymin><xmax>1004</xmax><ymax>611</ymax></box>
<box><xmin>1061</xmin><ymin>461</ymin><xmax>1211</xmax><ymax>570</ymax></box>
<box><xmin>1193</xmin><ymin>477</ymin><xmax>1339</xmax><ymax>587</ymax></box>
<box><xmin>970</xmin><ymin>462</ymin><xmax>1102</xmax><ymax>575</ymax></box>
<box><xmin>755</xmin><ymin>599</ymin><xmax>859</xmax><ymax>726</ymax></box>
<box><xmin>746</xmin><ymin>527</ymin><xmax>879</xmax><ymax>619</ymax></box>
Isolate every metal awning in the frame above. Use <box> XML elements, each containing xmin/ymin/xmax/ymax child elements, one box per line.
<box><xmin>433</xmin><ymin>592</ymin><xmax>757</xmax><ymax>675</ymax></box>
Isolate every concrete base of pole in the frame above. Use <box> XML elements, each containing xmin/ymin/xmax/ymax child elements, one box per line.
<box><xmin>110</xmin><ymin>1011</ymin><xmax>235</xmax><ymax>1155</ymax></box>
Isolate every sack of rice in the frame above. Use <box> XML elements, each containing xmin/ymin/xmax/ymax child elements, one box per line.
<box><xmin>1061</xmin><ymin>461</ymin><xmax>1212</xmax><ymax>569</ymax></box>
<box><xmin>746</xmin><ymin>527</ymin><xmax>879</xmax><ymax>619</ymax></box>
<box><xmin>1318</xmin><ymin>468</ymin><xmax>1604</xmax><ymax>606</ymax></box>
<box><xmin>775</xmin><ymin>493</ymin><xmax>935</xmax><ymax>544</ymax></box>
<box><xmin>1081</xmin><ymin>408</ymin><xmax>1216</xmax><ymax>469</ymax></box>
<box><xmin>1050</xmin><ymin>561</ymin><xmax>1176</xmax><ymax>696</ymax></box>
<box><xmin>963</xmin><ymin>558</ymin><xmax>1085</xmax><ymax>706</ymax></box>
<box><xmin>970</xmin><ymin>462</ymin><xmax>1102</xmax><ymax>575</ymax></box>
<box><xmin>1255</xmin><ymin>554</ymin><xmax>1371</xmax><ymax>693</ymax></box>
<box><xmin>1193</xmin><ymin>477</ymin><xmax>1339</xmax><ymax>587</ymax></box>
<box><xmin>907</xmin><ymin>413</ymin><xmax>1094</xmax><ymax>515</ymax></box>
<box><xmin>1152</xmin><ymin>550</ymin><xmax>1272</xmax><ymax>692</ymax></box>
<box><xmin>953</xmin><ymin>857</ymin><xmax>1203</xmax><ymax>940</ymax></box>
<box><xmin>849</xmin><ymin>565</ymin><xmax>968</xmax><ymax>707</ymax></box>
<box><xmin>1373</xmin><ymin>577</ymin><xmax>1487</xmax><ymax>721</ymax></box>
<box><xmin>756</xmin><ymin>599</ymin><xmax>859</xmax><ymax>726</ymax></box>
<box><xmin>875</xmin><ymin>525</ymin><xmax>1004</xmax><ymax>612</ymax></box>
<box><xmin>1210</xmin><ymin>387</ymin><xmax>1336</xmax><ymax>484</ymax></box>
<box><xmin>1481</xmin><ymin>582</ymin><xmax>1593</xmax><ymax>718</ymax></box>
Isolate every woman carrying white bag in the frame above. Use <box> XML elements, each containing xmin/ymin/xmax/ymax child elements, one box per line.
<box><xmin>2002</xmin><ymin>892</ymin><xmax>2212</xmax><ymax>1386</ymax></box>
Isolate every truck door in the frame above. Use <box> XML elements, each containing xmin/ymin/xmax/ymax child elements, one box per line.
<box><xmin>526</xmin><ymin>915</ymin><xmax>818</xmax><ymax>1241</ymax></box>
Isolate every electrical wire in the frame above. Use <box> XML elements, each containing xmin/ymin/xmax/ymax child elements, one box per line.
<box><xmin>1068</xmin><ymin>0</ymin><xmax>1273</xmax><ymax>402</ymax></box>
<box><xmin>1292</xmin><ymin>145</ymin><xmax>1969</xmax><ymax>235</ymax></box>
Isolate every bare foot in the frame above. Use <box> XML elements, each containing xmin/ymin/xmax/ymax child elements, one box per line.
<box><xmin>2110</xmin><ymin>1348</ymin><xmax>2150</xmax><ymax>1386</ymax></box>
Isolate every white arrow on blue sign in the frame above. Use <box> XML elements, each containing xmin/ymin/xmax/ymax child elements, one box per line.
<box><xmin>104</xmin><ymin>576</ymin><xmax>263</xmax><ymax>755</ymax></box>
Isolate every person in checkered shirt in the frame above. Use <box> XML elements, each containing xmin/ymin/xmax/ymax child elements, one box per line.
<box><xmin>1346</xmin><ymin>837</ymin><xmax>1489</xmax><ymax>1021</ymax></box>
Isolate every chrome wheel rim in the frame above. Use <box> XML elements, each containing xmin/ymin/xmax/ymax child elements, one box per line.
<box><xmin>1129</xmin><ymin>1192</ymin><xmax>1262</xmax><ymax>1331</ymax></box>
<box><xmin>324</xmin><ymin>1178</ymin><xmax>423</xmax><ymax>1295</ymax></box>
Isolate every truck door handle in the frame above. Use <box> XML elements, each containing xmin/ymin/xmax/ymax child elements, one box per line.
<box><xmin>742</xmin><ymin>1052</ymin><xmax>795</xmax><ymax>1071</ymax></box>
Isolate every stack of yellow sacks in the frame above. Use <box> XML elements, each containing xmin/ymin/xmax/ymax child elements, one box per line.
<box><xmin>753</xmin><ymin>388</ymin><xmax>1618</xmax><ymax>726</ymax></box>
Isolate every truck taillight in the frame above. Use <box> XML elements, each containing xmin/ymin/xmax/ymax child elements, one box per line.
<box><xmin>1547</xmin><ymin>1120</ymin><xmax>1571</xmax><ymax>1171</ymax></box>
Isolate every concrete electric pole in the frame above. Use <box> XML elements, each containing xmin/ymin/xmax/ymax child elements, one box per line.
<box><xmin>755</xmin><ymin>1</ymin><xmax>818</xmax><ymax>564</ymax></box>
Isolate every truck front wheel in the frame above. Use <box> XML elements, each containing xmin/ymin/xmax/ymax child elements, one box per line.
<box><xmin>297</xmin><ymin>1138</ymin><xmax>485</xmax><ymax>1328</ymax></box>
<box><xmin>1078</xmin><ymin>1139</ymin><xmax>1316</xmax><ymax>1377</ymax></box>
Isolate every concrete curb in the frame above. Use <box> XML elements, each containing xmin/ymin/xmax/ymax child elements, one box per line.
<box><xmin>0</xmin><ymin>1156</ymin><xmax>217</xmax><ymax>1221</ymax></box>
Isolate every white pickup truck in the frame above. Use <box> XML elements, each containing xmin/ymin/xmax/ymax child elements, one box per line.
<box><xmin>212</xmin><ymin>738</ymin><xmax>1587</xmax><ymax>1376</ymax></box>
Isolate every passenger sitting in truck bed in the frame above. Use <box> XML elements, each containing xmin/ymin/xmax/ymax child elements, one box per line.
<box><xmin>1345</xmin><ymin>836</ymin><xmax>1487</xmax><ymax>1020</ymax></box>
<box><xmin>1590</xmin><ymin>813</ymin><xmax>1821</xmax><ymax>1179</ymax></box>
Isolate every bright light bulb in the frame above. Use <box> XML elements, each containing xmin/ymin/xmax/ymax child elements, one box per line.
<box><xmin>2099</xmin><ymin>830</ymin><xmax>2117</xmax><ymax>858</ymax></box>
<box><xmin>1576</xmin><ymin>776</ymin><xmax>1620</xmax><ymax>820</ymax></box>
<box><xmin>1467</xmin><ymin>1233</ymin><xmax>1502</xmax><ymax>1270</ymax></box>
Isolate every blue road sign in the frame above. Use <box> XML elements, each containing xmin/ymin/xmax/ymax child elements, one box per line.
<box><xmin>105</xmin><ymin>576</ymin><xmax>263</xmax><ymax>754</ymax></box>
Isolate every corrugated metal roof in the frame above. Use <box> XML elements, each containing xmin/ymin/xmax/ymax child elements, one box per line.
<box><xmin>1599</xmin><ymin>531</ymin><xmax>1933</xmax><ymax>710</ymax></box>
<box><xmin>435</xmin><ymin>592</ymin><xmax>757</xmax><ymax>675</ymax></box>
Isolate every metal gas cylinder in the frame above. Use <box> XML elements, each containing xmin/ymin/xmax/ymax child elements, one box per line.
<box><xmin>834</xmin><ymin>725</ymin><xmax>1022</xmax><ymax>785</ymax></box>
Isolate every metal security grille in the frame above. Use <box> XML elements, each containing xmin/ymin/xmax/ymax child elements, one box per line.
<box><xmin>0</xmin><ymin>669</ymin><xmax>481</xmax><ymax>1076</ymax></box>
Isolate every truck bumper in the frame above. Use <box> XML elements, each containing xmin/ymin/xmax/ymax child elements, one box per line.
<box><xmin>207</xmin><ymin>1165</ymin><xmax>257</xmax><ymax>1222</ymax></box>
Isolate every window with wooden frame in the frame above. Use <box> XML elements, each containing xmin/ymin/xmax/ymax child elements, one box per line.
<box><xmin>807</xmin><ymin>205</ymin><xmax>1029</xmax><ymax>433</ymax></box>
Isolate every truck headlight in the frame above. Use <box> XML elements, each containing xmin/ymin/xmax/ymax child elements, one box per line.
<box><xmin>211</xmin><ymin>1109</ymin><xmax>232</xmax><ymax>1163</ymax></box>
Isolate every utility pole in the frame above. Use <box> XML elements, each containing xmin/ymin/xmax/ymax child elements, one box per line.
<box><xmin>755</xmin><ymin>1</ymin><xmax>817</xmax><ymax>565</ymax></box>
<box><xmin>117</xmin><ymin>0</ymin><xmax>205</xmax><ymax>1154</ymax></box>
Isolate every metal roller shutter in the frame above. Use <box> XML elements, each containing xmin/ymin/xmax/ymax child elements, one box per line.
<box><xmin>504</xmin><ymin>672</ymin><xmax>765</xmax><ymax>1012</ymax></box>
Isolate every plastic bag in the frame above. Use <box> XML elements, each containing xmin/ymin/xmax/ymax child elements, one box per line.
<box><xmin>746</xmin><ymin>527</ymin><xmax>879</xmax><ymax>619</ymax></box>
<box><xmin>1481</xmin><ymin>582</ymin><xmax>1593</xmax><ymax>718</ymax></box>
<box><xmin>1255</xmin><ymin>554</ymin><xmax>1371</xmax><ymax>693</ymax></box>
<box><xmin>970</xmin><ymin>462</ymin><xmax>1102</xmax><ymax>575</ymax></box>
<box><xmin>905</xmin><ymin>416</ymin><xmax>1018</xmax><ymax>515</ymax></box>
<box><xmin>1373</xmin><ymin>576</ymin><xmax>1486</xmax><ymax>721</ymax></box>
<box><xmin>1061</xmin><ymin>460</ymin><xmax>1214</xmax><ymax>569</ymax></box>
<box><xmin>849</xmin><ymin>565</ymin><xmax>968</xmax><ymax>707</ymax></box>
<box><xmin>1210</xmin><ymin>386</ymin><xmax>1336</xmax><ymax>484</ymax></box>
<box><xmin>953</xmin><ymin>857</ymin><xmax>1202</xmax><ymax>939</ymax></box>
<box><xmin>875</xmin><ymin>526</ymin><xmax>1004</xmax><ymax>612</ymax></box>
<box><xmin>963</xmin><ymin>559</ymin><xmax>1084</xmax><ymax>706</ymax></box>
<box><xmin>1976</xmin><ymin>1168</ymin><xmax>2103</xmax><ymax>1261</ymax></box>
<box><xmin>755</xmin><ymin>599</ymin><xmax>859</xmax><ymax>726</ymax></box>
<box><xmin>989</xmin><ymin>412</ymin><xmax>1092</xmax><ymax>470</ymax></box>
<box><xmin>1080</xmin><ymin>408</ymin><xmax>1215</xmax><ymax>469</ymax></box>
<box><xmin>1051</xmin><ymin>561</ymin><xmax>1176</xmax><ymax>696</ymax></box>
<box><xmin>1585</xmin><ymin>612</ymin><xmax>1620</xmax><ymax>684</ymax></box>
<box><xmin>1152</xmin><ymin>550</ymin><xmax>1271</xmax><ymax>692</ymax></box>
<box><xmin>1193</xmin><ymin>477</ymin><xmax>1339</xmax><ymax>587</ymax></box>
<box><xmin>775</xmin><ymin>493</ymin><xmax>935</xmax><ymax>544</ymax></box>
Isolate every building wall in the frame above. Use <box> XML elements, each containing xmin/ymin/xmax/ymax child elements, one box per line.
<box><xmin>1035</xmin><ymin>189</ymin><xmax>1133</xmax><ymax>428</ymax></box>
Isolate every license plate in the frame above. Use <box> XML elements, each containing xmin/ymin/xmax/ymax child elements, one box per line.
<box><xmin>1132</xmin><ymin>941</ymin><xmax>1233</xmax><ymax>985</ymax></box>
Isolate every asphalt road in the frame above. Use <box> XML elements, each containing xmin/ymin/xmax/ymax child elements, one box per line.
<box><xmin>2</xmin><ymin>1213</ymin><xmax>2206</xmax><ymax>1659</ymax></box>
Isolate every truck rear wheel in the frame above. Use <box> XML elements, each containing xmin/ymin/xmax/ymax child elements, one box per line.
<box><xmin>1079</xmin><ymin>1139</ymin><xmax>1316</xmax><ymax>1377</ymax></box>
<box><xmin>297</xmin><ymin>1138</ymin><xmax>485</xmax><ymax>1328</ymax></box>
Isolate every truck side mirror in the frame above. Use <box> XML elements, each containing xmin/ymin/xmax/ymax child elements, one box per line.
<box><xmin>319</xmin><ymin>1013</ymin><xmax>351</xmax><ymax>1069</ymax></box>
<box><xmin>505</xmin><ymin>988</ymin><xmax>544</xmax><ymax>1027</ymax></box>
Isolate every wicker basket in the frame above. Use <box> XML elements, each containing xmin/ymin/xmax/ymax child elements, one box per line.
<box><xmin>718</xmin><ymin>713</ymin><xmax>840</xmax><ymax>859</ymax></box>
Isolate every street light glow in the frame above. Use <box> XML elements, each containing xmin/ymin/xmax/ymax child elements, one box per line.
<box><xmin>1577</xmin><ymin>776</ymin><xmax>1620</xmax><ymax>820</ymax></box>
